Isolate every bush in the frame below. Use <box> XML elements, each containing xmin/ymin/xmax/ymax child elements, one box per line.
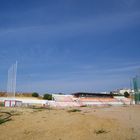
<box><xmin>109</xmin><ymin>92</ymin><xmax>114</xmax><ymax>98</ymax></box>
<box><xmin>0</xmin><ymin>112</ymin><xmax>12</xmax><ymax>125</ymax></box>
<box><xmin>68</xmin><ymin>109</ymin><xmax>81</xmax><ymax>113</ymax></box>
<box><xmin>124</xmin><ymin>92</ymin><xmax>130</xmax><ymax>98</ymax></box>
<box><xmin>32</xmin><ymin>92</ymin><xmax>39</xmax><ymax>97</ymax></box>
<box><xmin>94</xmin><ymin>128</ymin><xmax>109</xmax><ymax>134</ymax></box>
<box><xmin>0</xmin><ymin>102</ymin><xmax>4</xmax><ymax>107</ymax></box>
<box><xmin>43</xmin><ymin>94</ymin><xmax>52</xmax><ymax>100</ymax></box>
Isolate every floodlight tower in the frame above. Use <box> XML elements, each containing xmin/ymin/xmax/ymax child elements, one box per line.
<box><xmin>13</xmin><ymin>61</ymin><xmax>17</xmax><ymax>97</ymax></box>
<box><xmin>7</xmin><ymin>61</ymin><xmax>18</xmax><ymax>98</ymax></box>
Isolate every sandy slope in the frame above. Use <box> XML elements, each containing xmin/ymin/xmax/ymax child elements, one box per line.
<box><xmin>0</xmin><ymin>105</ymin><xmax>140</xmax><ymax>140</ymax></box>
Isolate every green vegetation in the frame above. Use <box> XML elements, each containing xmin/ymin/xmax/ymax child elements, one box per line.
<box><xmin>68</xmin><ymin>109</ymin><xmax>81</xmax><ymax>112</ymax></box>
<box><xmin>94</xmin><ymin>128</ymin><xmax>109</xmax><ymax>134</ymax></box>
<box><xmin>0</xmin><ymin>118</ymin><xmax>11</xmax><ymax>124</ymax></box>
<box><xmin>32</xmin><ymin>92</ymin><xmax>39</xmax><ymax>97</ymax></box>
<box><xmin>43</xmin><ymin>94</ymin><xmax>52</xmax><ymax>100</ymax></box>
<box><xmin>0</xmin><ymin>92</ymin><xmax>7</xmax><ymax>97</ymax></box>
<box><xmin>0</xmin><ymin>102</ymin><xmax>4</xmax><ymax>107</ymax></box>
<box><xmin>124</xmin><ymin>92</ymin><xmax>130</xmax><ymax>98</ymax></box>
<box><xmin>31</xmin><ymin>106</ymin><xmax>46</xmax><ymax>110</ymax></box>
<box><xmin>0</xmin><ymin>112</ymin><xmax>12</xmax><ymax>125</ymax></box>
<box><xmin>30</xmin><ymin>106</ymin><xmax>52</xmax><ymax>112</ymax></box>
<box><xmin>110</xmin><ymin>92</ymin><xmax>114</xmax><ymax>98</ymax></box>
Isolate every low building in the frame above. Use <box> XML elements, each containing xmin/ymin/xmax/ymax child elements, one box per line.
<box><xmin>4</xmin><ymin>100</ymin><xmax>22</xmax><ymax>107</ymax></box>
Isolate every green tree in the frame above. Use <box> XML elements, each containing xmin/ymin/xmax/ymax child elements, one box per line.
<box><xmin>32</xmin><ymin>92</ymin><xmax>39</xmax><ymax>97</ymax></box>
<box><xmin>110</xmin><ymin>92</ymin><xmax>114</xmax><ymax>98</ymax></box>
<box><xmin>43</xmin><ymin>93</ymin><xmax>52</xmax><ymax>100</ymax></box>
<box><xmin>124</xmin><ymin>92</ymin><xmax>130</xmax><ymax>98</ymax></box>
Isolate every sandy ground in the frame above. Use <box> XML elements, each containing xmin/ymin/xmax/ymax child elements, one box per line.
<box><xmin>0</xmin><ymin>105</ymin><xmax>140</xmax><ymax>140</ymax></box>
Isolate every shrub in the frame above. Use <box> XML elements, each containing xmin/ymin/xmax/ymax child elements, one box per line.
<box><xmin>0</xmin><ymin>102</ymin><xmax>4</xmax><ymax>107</ymax></box>
<box><xmin>110</xmin><ymin>92</ymin><xmax>114</xmax><ymax>98</ymax></box>
<box><xmin>0</xmin><ymin>118</ymin><xmax>11</xmax><ymax>124</ymax></box>
<box><xmin>0</xmin><ymin>112</ymin><xmax>12</xmax><ymax>125</ymax></box>
<box><xmin>32</xmin><ymin>92</ymin><xmax>39</xmax><ymax>97</ymax></box>
<box><xmin>68</xmin><ymin>109</ymin><xmax>81</xmax><ymax>112</ymax></box>
<box><xmin>94</xmin><ymin>128</ymin><xmax>109</xmax><ymax>134</ymax></box>
<box><xmin>124</xmin><ymin>92</ymin><xmax>130</xmax><ymax>98</ymax></box>
<box><xmin>43</xmin><ymin>94</ymin><xmax>52</xmax><ymax>100</ymax></box>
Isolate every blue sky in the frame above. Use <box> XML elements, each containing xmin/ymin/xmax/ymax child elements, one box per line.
<box><xmin>0</xmin><ymin>0</ymin><xmax>140</xmax><ymax>94</ymax></box>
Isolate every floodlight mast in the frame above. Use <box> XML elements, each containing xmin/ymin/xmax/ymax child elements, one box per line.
<box><xmin>7</xmin><ymin>61</ymin><xmax>18</xmax><ymax>98</ymax></box>
<box><xmin>7</xmin><ymin>67</ymin><xmax>10</xmax><ymax>95</ymax></box>
<box><xmin>13</xmin><ymin>61</ymin><xmax>17</xmax><ymax>98</ymax></box>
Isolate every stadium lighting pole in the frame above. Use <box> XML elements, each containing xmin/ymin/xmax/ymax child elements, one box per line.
<box><xmin>7</xmin><ymin>61</ymin><xmax>17</xmax><ymax>98</ymax></box>
<box><xmin>11</xmin><ymin>64</ymin><xmax>14</xmax><ymax>97</ymax></box>
<box><xmin>13</xmin><ymin>61</ymin><xmax>17</xmax><ymax>98</ymax></box>
<box><xmin>7</xmin><ymin>67</ymin><xmax>10</xmax><ymax>95</ymax></box>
